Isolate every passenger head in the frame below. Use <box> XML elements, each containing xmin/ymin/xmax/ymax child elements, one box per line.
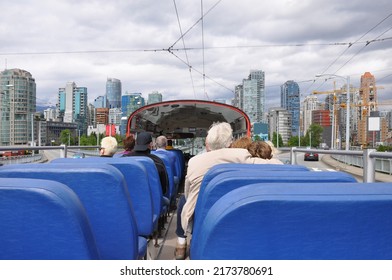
<box><xmin>134</xmin><ymin>132</ymin><xmax>153</xmax><ymax>151</ymax></box>
<box><xmin>265</xmin><ymin>140</ymin><xmax>280</xmax><ymax>156</ymax></box>
<box><xmin>100</xmin><ymin>136</ymin><xmax>118</xmax><ymax>156</ymax></box>
<box><xmin>156</xmin><ymin>135</ymin><xmax>168</xmax><ymax>149</ymax></box>
<box><xmin>205</xmin><ymin>122</ymin><xmax>233</xmax><ymax>151</ymax></box>
<box><xmin>247</xmin><ymin>141</ymin><xmax>272</xmax><ymax>159</ymax></box>
<box><xmin>123</xmin><ymin>135</ymin><xmax>135</xmax><ymax>152</ymax></box>
<box><xmin>231</xmin><ymin>136</ymin><xmax>252</xmax><ymax>149</ymax></box>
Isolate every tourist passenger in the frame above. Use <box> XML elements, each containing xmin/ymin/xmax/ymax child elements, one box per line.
<box><xmin>99</xmin><ymin>136</ymin><xmax>118</xmax><ymax>157</ymax></box>
<box><xmin>123</xmin><ymin>131</ymin><xmax>168</xmax><ymax>195</ymax></box>
<box><xmin>116</xmin><ymin>135</ymin><xmax>135</xmax><ymax>156</ymax></box>
<box><xmin>155</xmin><ymin>135</ymin><xmax>178</xmax><ymax>177</ymax></box>
<box><xmin>247</xmin><ymin>140</ymin><xmax>273</xmax><ymax>159</ymax></box>
<box><xmin>174</xmin><ymin>122</ymin><xmax>283</xmax><ymax>260</ymax></box>
<box><xmin>230</xmin><ymin>136</ymin><xmax>252</xmax><ymax>149</ymax></box>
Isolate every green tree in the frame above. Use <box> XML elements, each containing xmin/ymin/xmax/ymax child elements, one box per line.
<box><xmin>60</xmin><ymin>129</ymin><xmax>72</xmax><ymax>145</ymax></box>
<box><xmin>272</xmin><ymin>132</ymin><xmax>283</xmax><ymax>147</ymax></box>
<box><xmin>304</xmin><ymin>124</ymin><xmax>323</xmax><ymax>147</ymax></box>
<box><xmin>288</xmin><ymin>135</ymin><xmax>299</xmax><ymax>147</ymax></box>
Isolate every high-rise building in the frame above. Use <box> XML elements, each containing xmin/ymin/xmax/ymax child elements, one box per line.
<box><xmin>281</xmin><ymin>80</ymin><xmax>300</xmax><ymax>136</ymax></box>
<box><xmin>109</xmin><ymin>108</ymin><xmax>122</xmax><ymax>126</ymax></box>
<box><xmin>358</xmin><ymin>72</ymin><xmax>378</xmax><ymax>146</ymax></box>
<box><xmin>0</xmin><ymin>68</ymin><xmax>36</xmax><ymax>145</ymax></box>
<box><xmin>106</xmin><ymin>78</ymin><xmax>121</xmax><ymax>109</ymax></box>
<box><xmin>148</xmin><ymin>91</ymin><xmax>163</xmax><ymax>104</ymax></box>
<box><xmin>57</xmin><ymin>82</ymin><xmax>88</xmax><ymax>134</ymax></box>
<box><xmin>233</xmin><ymin>84</ymin><xmax>243</xmax><ymax>108</ymax></box>
<box><xmin>268</xmin><ymin>107</ymin><xmax>292</xmax><ymax>145</ymax></box>
<box><xmin>302</xmin><ymin>95</ymin><xmax>322</xmax><ymax>135</ymax></box>
<box><xmin>240</xmin><ymin>70</ymin><xmax>265</xmax><ymax>123</ymax></box>
<box><xmin>94</xmin><ymin>96</ymin><xmax>107</xmax><ymax>108</ymax></box>
<box><xmin>121</xmin><ymin>92</ymin><xmax>145</xmax><ymax>118</ymax></box>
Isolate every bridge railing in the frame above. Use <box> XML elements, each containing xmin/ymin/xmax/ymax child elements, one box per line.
<box><xmin>2</xmin><ymin>145</ymin><xmax>392</xmax><ymax>183</ymax></box>
<box><xmin>286</xmin><ymin>147</ymin><xmax>392</xmax><ymax>183</ymax></box>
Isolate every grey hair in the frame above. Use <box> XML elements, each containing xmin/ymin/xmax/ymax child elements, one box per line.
<box><xmin>206</xmin><ymin>122</ymin><xmax>233</xmax><ymax>151</ymax></box>
<box><xmin>100</xmin><ymin>136</ymin><xmax>118</xmax><ymax>156</ymax></box>
<box><xmin>155</xmin><ymin>135</ymin><xmax>168</xmax><ymax>149</ymax></box>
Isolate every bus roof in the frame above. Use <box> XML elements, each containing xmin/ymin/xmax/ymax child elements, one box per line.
<box><xmin>127</xmin><ymin>100</ymin><xmax>250</xmax><ymax>139</ymax></box>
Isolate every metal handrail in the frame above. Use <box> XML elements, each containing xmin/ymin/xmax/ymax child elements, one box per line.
<box><xmin>2</xmin><ymin>145</ymin><xmax>392</xmax><ymax>183</ymax></box>
<box><xmin>288</xmin><ymin>147</ymin><xmax>392</xmax><ymax>183</ymax></box>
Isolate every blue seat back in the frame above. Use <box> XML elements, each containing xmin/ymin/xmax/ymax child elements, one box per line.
<box><xmin>0</xmin><ymin>164</ymin><xmax>139</xmax><ymax>260</ymax></box>
<box><xmin>193</xmin><ymin>170</ymin><xmax>357</xmax><ymax>247</ymax></box>
<box><xmin>151</xmin><ymin>151</ymin><xmax>177</xmax><ymax>200</ymax></box>
<box><xmin>167</xmin><ymin>149</ymin><xmax>185</xmax><ymax>181</ymax></box>
<box><xmin>201</xmin><ymin>163</ymin><xmax>309</xmax><ymax>194</ymax></box>
<box><xmin>191</xmin><ymin>182</ymin><xmax>392</xmax><ymax>260</ymax></box>
<box><xmin>51</xmin><ymin>157</ymin><xmax>155</xmax><ymax>235</ymax></box>
<box><xmin>127</xmin><ymin>156</ymin><xmax>165</xmax><ymax>217</ymax></box>
<box><xmin>0</xmin><ymin>178</ymin><xmax>99</xmax><ymax>260</ymax></box>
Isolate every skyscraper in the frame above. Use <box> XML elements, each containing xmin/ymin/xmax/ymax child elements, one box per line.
<box><xmin>281</xmin><ymin>80</ymin><xmax>300</xmax><ymax>136</ymax></box>
<box><xmin>57</xmin><ymin>82</ymin><xmax>88</xmax><ymax>134</ymax></box>
<box><xmin>268</xmin><ymin>107</ymin><xmax>292</xmax><ymax>145</ymax></box>
<box><xmin>121</xmin><ymin>92</ymin><xmax>145</xmax><ymax>118</ymax></box>
<box><xmin>358</xmin><ymin>72</ymin><xmax>378</xmax><ymax>146</ymax></box>
<box><xmin>303</xmin><ymin>95</ymin><xmax>322</xmax><ymax>135</ymax></box>
<box><xmin>0</xmin><ymin>68</ymin><xmax>36</xmax><ymax>145</ymax></box>
<box><xmin>240</xmin><ymin>70</ymin><xmax>265</xmax><ymax>123</ymax></box>
<box><xmin>148</xmin><ymin>91</ymin><xmax>163</xmax><ymax>104</ymax></box>
<box><xmin>106</xmin><ymin>78</ymin><xmax>121</xmax><ymax>109</ymax></box>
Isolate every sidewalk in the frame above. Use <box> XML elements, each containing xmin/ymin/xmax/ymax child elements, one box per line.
<box><xmin>321</xmin><ymin>154</ymin><xmax>392</xmax><ymax>183</ymax></box>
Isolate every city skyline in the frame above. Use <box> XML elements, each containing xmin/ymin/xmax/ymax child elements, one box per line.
<box><xmin>0</xmin><ymin>0</ymin><xmax>391</xmax><ymax>109</ymax></box>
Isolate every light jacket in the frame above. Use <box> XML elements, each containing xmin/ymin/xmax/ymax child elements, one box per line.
<box><xmin>180</xmin><ymin>148</ymin><xmax>283</xmax><ymax>232</ymax></box>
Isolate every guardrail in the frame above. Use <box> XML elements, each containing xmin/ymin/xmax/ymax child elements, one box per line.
<box><xmin>287</xmin><ymin>147</ymin><xmax>392</xmax><ymax>183</ymax></box>
<box><xmin>2</xmin><ymin>145</ymin><xmax>392</xmax><ymax>183</ymax></box>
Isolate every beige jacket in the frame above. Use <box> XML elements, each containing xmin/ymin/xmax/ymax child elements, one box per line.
<box><xmin>180</xmin><ymin>148</ymin><xmax>283</xmax><ymax>233</ymax></box>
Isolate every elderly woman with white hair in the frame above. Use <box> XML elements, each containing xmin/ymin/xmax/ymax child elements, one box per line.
<box><xmin>99</xmin><ymin>136</ymin><xmax>118</xmax><ymax>157</ymax></box>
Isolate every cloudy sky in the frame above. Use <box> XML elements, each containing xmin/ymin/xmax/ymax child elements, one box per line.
<box><xmin>1</xmin><ymin>0</ymin><xmax>391</xmax><ymax>110</ymax></box>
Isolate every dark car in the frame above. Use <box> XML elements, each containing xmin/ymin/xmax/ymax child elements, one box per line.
<box><xmin>304</xmin><ymin>151</ymin><xmax>319</xmax><ymax>161</ymax></box>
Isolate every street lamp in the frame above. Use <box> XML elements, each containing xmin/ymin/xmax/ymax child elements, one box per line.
<box><xmin>316</xmin><ymin>74</ymin><xmax>350</xmax><ymax>150</ymax></box>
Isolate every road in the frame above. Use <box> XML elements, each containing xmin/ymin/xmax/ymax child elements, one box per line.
<box><xmin>277</xmin><ymin>151</ymin><xmax>364</xmax><ymax>182</ymax></box>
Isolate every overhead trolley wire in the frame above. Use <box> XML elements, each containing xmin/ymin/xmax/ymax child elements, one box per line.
<box><xmin>172</xmin><ymin>0</ymin><xmax>197</xmax><ymax>98</ymax></box>
<box><xmin>303</xmin><ymin>12</ymin><xmax>392</xmax><ymax>95</ymax></box>
<box><xmin>201</xmin><ymin>0</ymin><xmax>207</xmax><ymax>100</ymax></box>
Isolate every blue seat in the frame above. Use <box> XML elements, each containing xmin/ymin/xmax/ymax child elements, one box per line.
<box><xmin>171</xmin><ymin>149</ymin><xmax>185</xmax><ymax>180</ymax></box>
<box><xmin>0</xmin><ymin>178</ymin><xmax>99</xmax><ymax>260</ymax></box>
<box><xmin>126</xmin><ymin>156</ymin><xmax>167</xmax><ymax>217</ymax></box>
<box><xmin>51</xmin><ymin>157</ymin><xmax>155</xmax><ymax>236</ymax></box>
<box><xmin>162</xmin><ymin>149</ymin><xmax>185</xmax><ymax>182</ymax></box>
<box><xmin>152</xmin><ymin>151</ymin><xmax>178</xmax><ymax>202</ymax></box>
<box><xmin>192</xmin><ymin>170</ymin><xmax>357</xmax><ymax>250</ymax></box>
<box><xmin>201</xmin><ymin>163</ymin><xmax>310</xmax><ymax>194</ymax></box>
<box><xmin>0</xmin><ymin>164</ymin><xmax>141</xmax><ymax>260</ymax></box>
<box><xmin>191</xmin><ymin>182</ymin><xmax>392</xmax><ymax>260</ymax></box>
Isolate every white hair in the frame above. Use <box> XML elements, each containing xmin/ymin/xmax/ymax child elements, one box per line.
<box><xmin>155</xmin><ymin>135</ymin><xmax>168</xmax><ymax>149</ymax></box>
<box><xmin>100</xmin><ymin>136</ymin><xmax>118</xmax><ymax>156</ymax></box>
<box><xmin>206</xmin><ymin>122</ymin><xmax>233</xmax><ymax>151</ymax></box>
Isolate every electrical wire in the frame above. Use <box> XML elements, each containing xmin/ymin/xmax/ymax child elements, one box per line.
<box><xmin>172</xmin><ymin>0</ymin><xmax>197</xmax><ymax>98</ymax></box>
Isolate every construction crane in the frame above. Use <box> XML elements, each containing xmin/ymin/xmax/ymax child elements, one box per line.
<box><xmin>313</xmin><ymin>85</ymin><xmax>386</xmax><ymax>147</ymax></box>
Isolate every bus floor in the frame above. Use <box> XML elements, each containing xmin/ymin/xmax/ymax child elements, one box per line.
<box><xmin>146</xmin><ymin>202</ymin><xmax>190</xmax><ymax>260</ymax></box>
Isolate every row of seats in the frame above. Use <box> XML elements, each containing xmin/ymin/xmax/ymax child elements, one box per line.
<box><xmin>0</xmin><ymin>151</ymin><xmax>185</xmax><ymax>260</ymax></box>
<box><xmin>190</xmin><ymin>163</ymin><xmax>392</xmax><ymax>260</ymax></box>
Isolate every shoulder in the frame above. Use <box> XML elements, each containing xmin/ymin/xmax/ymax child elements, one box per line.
<box><xmin>251</xmin><ymin>157</ymin><xmax>284</xmax><ymax>164</ymax></box>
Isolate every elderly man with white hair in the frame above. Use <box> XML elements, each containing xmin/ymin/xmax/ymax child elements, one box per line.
<box><xmin>174</xmin><ymin>122</ymin><xmax>283</xmax><ymax>260</ymax></box>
